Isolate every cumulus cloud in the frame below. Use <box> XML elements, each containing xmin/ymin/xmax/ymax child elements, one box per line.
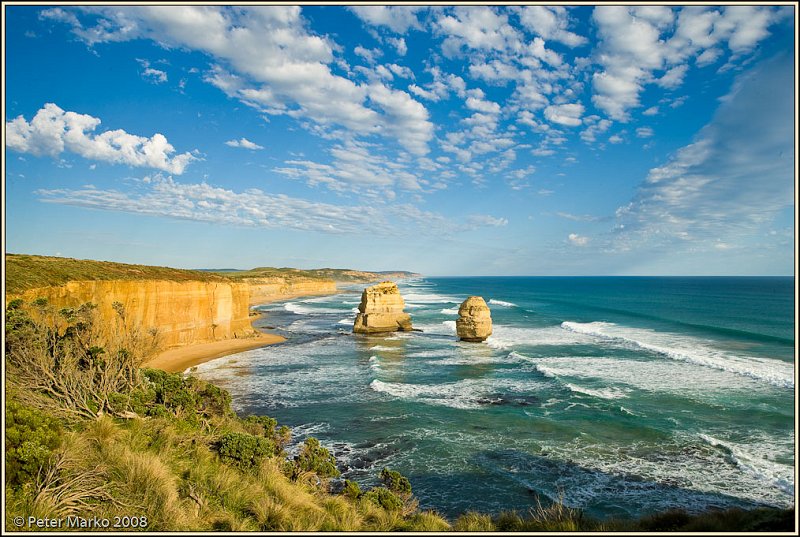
<box><xmin>43</xmin><ymin>6</ymin><xmax>433</xmax><ymax>155</ymax></box>
<box><xmin>591</xmin><ymin>5</ymin><xmax>783</xmax><ymax>121</ymax></box>
<box><xmin>435</xmin><ymin>6</ymin><xmax>522</xmax><ymax>57</ymax></box>
<box><xmin>544</xmin><ymin>103</ymin><xmax>584</xmax><ymax>127</ymax></box>
<box><xmin>408</xmin><ymin>66</ymin><xmax>466</xmax><ymax>102</ymax></box>
<box><xmin>225</xmin><ymin>137</ymin><xmax>264</xmax><ymax>150</ymax></box>
<box><xmin>613</xmin><ymin>54</ymin><xmax>794</xmax><ymax>251</ymax></box>
<box><xmin>5</xmin><ymin>103</ymin><xmax>196</xmax><ymax>174</ymax></box>
<box><xmin>517</xmin><ymin>6</ymin><xmax>587</xmax><ymax>47</ymax></box>
<box><xmin>349</xmin><ymin>6</ymin><xmax>424</xmax><ymax>33</ymax></box>
<box><xmin>635</xmin><ymin>127</ymin><xmax>654</xmax><ymax>138</ymax></box>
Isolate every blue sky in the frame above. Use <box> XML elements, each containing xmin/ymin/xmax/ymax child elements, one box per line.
<box><xmin>4</xmin><ymin>5</ymin><xmax>796</xmax><ymax>275</ymax></box>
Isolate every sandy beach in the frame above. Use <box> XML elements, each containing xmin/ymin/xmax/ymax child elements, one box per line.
<box><xmin>143</xmin><ymin>332</ymin><xmax>286</xmax><ymax>373</ymax></box>
<box><xmin>143</xmin><ymin>290</ymin><xmax>348</xmax><ymax>373</ymax></box>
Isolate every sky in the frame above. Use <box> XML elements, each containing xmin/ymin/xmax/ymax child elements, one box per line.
<box><xmin>3</xmin><ymin>4</ymin><xmax>796</xmax><ymax>276</ymax></box>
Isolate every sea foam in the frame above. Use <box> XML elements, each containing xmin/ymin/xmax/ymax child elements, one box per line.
<box><xmin>561</xmin><ymin>321</ymin><xmax>794</xmax><ymax>389</ymax></box>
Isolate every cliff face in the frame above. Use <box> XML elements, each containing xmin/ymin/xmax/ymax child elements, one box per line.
<box><xmin>10</xmin><ymin>280</ymin><xmax>255</xmax><ymax>349</ymax></box>
<box><xmin>8</xmin><ymin>277</ymin><xmax>338</xmax><ymax>349</ymax></box>
<box><xmin>246</xmin><ymin>279</ymin><xmax>338</xmax><ymax>306</ymax></box>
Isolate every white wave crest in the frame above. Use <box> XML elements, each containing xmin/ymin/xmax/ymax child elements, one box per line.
<box><xmin>284</xmin><ymin>302</ymin><xmax>343</xmax><ymax>315</ymax></box>
<box><xmin>488</xmin><ymin>299</ymin><xmax>517</xmax><ymax>307</ymax></box>
<box><xmin>561</xmin><ymin>321</ymin><xmax>794</xmax><ymax>389</ymax></box>
<box><xmin>369</xmin><ymin>379</ymin><xmax>481</xmax><ymax>409</ymax></box>
<box><xmin>486</xmin><ymin>325</ymin><xmax>596</xmax><ymax>350</ymax></box>
<box><xmin>403</xmin><ymin>293</ymin><xmax>459</xmax><ymax>304</ymax></box>
<box><xmin>699</xmin><ymin>434</ymin><xmax>795</xmax><ymax>495</ymax></box>
<box><xmin>564</xmin><ymin>382</ymin><xmax>629</xmax><ymax>400</ymax></box>
<box><xmin>440</xmin><ymin>308</ymin><xmax>459</xmax><ymax>315</ymax></box>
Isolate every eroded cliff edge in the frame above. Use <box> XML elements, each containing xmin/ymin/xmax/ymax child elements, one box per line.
<box><xmin>5</xmin><ymin>254</ymin><xmax>417</xmax><ymax>351</ymax></box>
<box><xmin>5</xmin><ymin>254</ymin><xmax>337</xmax><ymax>350</ymax></box>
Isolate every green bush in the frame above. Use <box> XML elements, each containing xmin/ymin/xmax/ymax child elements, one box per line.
<box><xmin>362</xmin><ymin>487</ymin><xmax>403</xmax><ymax>511</ymax></box>
<box><xmin>290</xmin><ymin>437</ymin><xmax>340</xmax><ymax>479</ymax></box>
<box><xmin>342</xmin><ymin>480</ymin><xmax>362</xmax><ymax>500</ymax></box>
<box><xmin>5</xmin><ymin>400</ymin><xmax>62</xmax><ymax>488</ymax></box>
<box><xmin>380</xmin><ymin>468</ymin><xmax>411</xmax><ymax>496</ymax></box>
<box><xmin>217</xmin><ymin>432</ymin><xmax>277</xmax><ymax>472</ymax></box>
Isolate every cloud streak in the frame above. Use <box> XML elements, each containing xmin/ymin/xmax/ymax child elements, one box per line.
<box><xmin>36</xmin><ymin>174</ymin><xmax>506</xmax><ymax>237</ymax></box>
<box><xmin>613</xmin><ymin>54</ymin><xmax>794</xmax><ymax>251</ymax></box>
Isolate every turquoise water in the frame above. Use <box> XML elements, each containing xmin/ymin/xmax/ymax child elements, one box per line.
<box><xmin>192</xmin><ymin>277</ymin><xmax>795</xmax><ymax>519</ymax></box>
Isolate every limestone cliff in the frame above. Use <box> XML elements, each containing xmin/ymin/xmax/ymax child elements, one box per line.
<box><xmin>456</xmin><ymin>296</ymin><xmax>493</xmax><ymax>342</ymax></box>
<box><xmin>9</xmin><ymin>280</ymin><xmax>255</xmax><ymax>349</ymax></box>
<box><xmin>7</xmin><ymin>277</ymin><xmax>339</xmax><ymax>350</ymax></box>
<box><xmin>245</xmin><ymin>278</ymin><xmax>338</xmax><ymax>306</ymax></box>
<box><xmin>353</xmin><ymin>281</ymin><xmax>413</xmax><ymax>334</ymax></box>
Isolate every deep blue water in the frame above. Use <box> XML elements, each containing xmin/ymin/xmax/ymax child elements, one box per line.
<box><xmin>192</xmin><ymin>277</ymin><xmax>795</xmax><ymax>520</ymax></box>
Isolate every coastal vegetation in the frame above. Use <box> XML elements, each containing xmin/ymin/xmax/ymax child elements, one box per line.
<box><xmin>5</xmin><ymin>254</ymin><xmax>417</xmax><ymax>296</ymax></box>
<box><xmin>4</xmin><ymin>282</ymin><xmax>794</xmax><ymax>532</ymax></box>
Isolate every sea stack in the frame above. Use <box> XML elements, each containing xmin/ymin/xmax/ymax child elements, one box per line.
<box><xmin>456</xmin><ymin>296</ymin><xmax>492</xmax><ymax>342</ymax></box>
<box><xmin>353</xmin><ymin>281</ymin><xmax>413</xmax><ymax>334</ymax></box>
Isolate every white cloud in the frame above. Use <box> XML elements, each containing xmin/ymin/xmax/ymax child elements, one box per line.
<box><xmin>143</xmin><ymin>67</ymin><xmax>167</xmax><ymax>83</ymax></box>
<box><xmin>225</xmin><ymin>137</ymin><xmax>264</xmax><ymax>150</ymax></box>
<box><xmin>696</xmin><ymin>48</ymin><xmax>722</xmax><ymax>66</ymax></box>
<box><xmin>387</xmin><ymin>37</ymin><xmax>407</xmax><ymax>55</ymax></box>
<box><xmin>349</xmin><ymin>6</ymin><xmax>424</xmax><ymax>33</ymax></box>
<box><xmin>466</xmin><ymin>95</ymin><xmax>501</xmax><ymax>114</ymax></box>
<box><xmin>568</xmin><ymin>233</ymin><xmax>589</xmax><ymax>246</ymax></box>
<box><xmin>544</xmin><ymin>103</ymin><xmax>584</xmax><ymax>127</ymax></box>
<box><xmin>387</xmin><ymin>63</ymin><xmax>414</xmax><ymax>79</ymax></box>
<box><xmin>5</xmin><ymin>103</ymin><xmax>196</xmax><ymax>174</ymax></box>
<box><xmin>642</xmin><ymin>106</ymin><xmax>659</xmax><ymax>116</ymax></box>
<box><xmin>608</xmin><ymin>134</ymin><xmax>624</xmax><ymax>144</ymax></box>
<box><xmin>614</xmin><ymin>54</ymin><xmax>794</xmax><ymax>250</ymax></box>
<box><xmin>591</xmin><ymin>5</ymin><xmax>783</xmax><ymax>121</ymax></box>
<box><xmin>656</xmin><ymin>64</ymin><xmax>688</xmax><ymax>89</ymax></box>
<box><xmin>636</xmin><ymin>127</ymin><xmax>654</xmax><ymax>138</ymax></box>
<box><xmin>44</xmin><ymin>6</ymin><xmax>433</xmax><ymax>155</ymax></box>
<box><xmin>35</xmin><ymin>173</ymin><xmax>506</xmax><ymax>237</ymax></box>
<box><xmin>517</xmin><ymin>6</ymin><xmax>587</xmax><ymax>47</ymax></box>
<box><xmin>274</xmin><ymin>140</ymin><xmax>420</xmax><ymax>194</ymax></box>
<box><xmin>467</xmin><ymin>214</ymin><xmax>508</xmax><ymax>227</ymax></box>
<box><xmin>580</xmin><ymin>117</ymin><xmax>611</xmax><ymax>143</ymax></box>
<box><xmin>354</xmin><ymin>45</ymin><xmax>382</xmax><ymax>64</ymax></box>
<box><xmin>435</xmin><ymin>6</ymin><xmax>521</xmax><ymax>57</ymax></box>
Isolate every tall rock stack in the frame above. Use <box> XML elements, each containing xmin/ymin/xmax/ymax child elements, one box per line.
<box><xmin>353</xmin><ymin>281</ymin><xmax>413</xmax><ymax>334</ymax></box>
<box><xmin>456</xmin><ymin>296</ymin><xmax>492</xmax><ymax>342</ymax></box>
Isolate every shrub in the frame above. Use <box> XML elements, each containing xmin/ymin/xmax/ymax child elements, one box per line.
<box><xmin>362</xmin><ymin>487</ymin><xmax>403</xmax><ymax>511</ymax></box>
<box><xmin>5</xmin><ymin>400</ymin><xmax>62</xmax><ymax>488</ymax></box>
<box><xmin>290</xmin><ymin>437</ymin><xmax>340</xmax><ymax>479</ymax></box>
<box><xmin>5</xmin><ymin>300</ymin><xmax>151</xmax><ymax>420</ymax></box>
<box><xmin>342</xmin><ymin>480</ymin><xmax>362</xmax><ymax>500</ymax></box>
<box><xmin>217</xmin><ymin>432</ymin><xmax>277</xmax><ymax>472</ymax></box>
<box><xmin>380</xmin><ymin>468</ymin><xmax>411</xmax><ymax>496</ymax></box>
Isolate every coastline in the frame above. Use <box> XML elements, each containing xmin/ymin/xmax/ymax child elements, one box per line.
<box><xmin>142</xmin><ymin>331</ymin><xmax>286</xmax><ymax>373</ymax></box>
<box><xmin>143</xmin><ymin>288</ymin><xmax>348</xmax><ymax>373</ymax></box>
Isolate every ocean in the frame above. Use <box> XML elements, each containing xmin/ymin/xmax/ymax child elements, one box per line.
<box><xmin>191</xmin><ymin>276</ymin><xmax>796</xmax><ymax>520</ymax></box>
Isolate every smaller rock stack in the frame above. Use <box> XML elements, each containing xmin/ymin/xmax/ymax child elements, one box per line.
<box><xmin>456</xmin><ymin>296</ymin><xmax>492</xmax><ymax>342</ymax></box>
<box><xmin>353</xmin><ymin>281</ymin><xmax>413</xmax><ymax>334</ymax></box>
